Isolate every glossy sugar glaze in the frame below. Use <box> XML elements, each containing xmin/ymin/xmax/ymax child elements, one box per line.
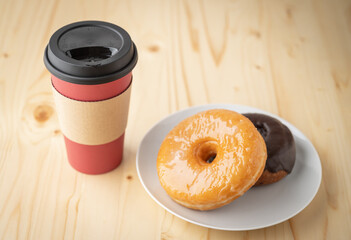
<box><xmin>157</xmin><ymin>109</ymin><xmax>267</xmax><ymax>210</ymax></box>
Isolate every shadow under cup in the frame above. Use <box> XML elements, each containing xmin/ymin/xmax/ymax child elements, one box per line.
<box><xmin>44</xmin><ymin>21</ymin><xmax>138</xmax><ymax>174</ymax></box>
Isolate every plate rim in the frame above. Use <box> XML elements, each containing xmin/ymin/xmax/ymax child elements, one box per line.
<box><xmin>136</xmin><ymin>104</ymin><xmax>322</xmax><ymax>231</ymax></box>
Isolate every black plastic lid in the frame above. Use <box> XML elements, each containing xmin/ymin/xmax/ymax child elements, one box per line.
<box><xmin>44</xmin><ymin>21</ymin><xmax>138</xmax><ymax>85</ymax></box>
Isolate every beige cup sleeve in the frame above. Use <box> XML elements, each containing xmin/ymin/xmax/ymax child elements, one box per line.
<box><xmin>52</xmin><ymin>84</ymin><xmax>131</xmax><ymax>145</ymax></box>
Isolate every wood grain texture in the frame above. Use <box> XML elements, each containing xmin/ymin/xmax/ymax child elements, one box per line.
<box><xmin>1</xmin><ymin>0</ymin><xmax>351</xmax><ymax>239</ymax></box>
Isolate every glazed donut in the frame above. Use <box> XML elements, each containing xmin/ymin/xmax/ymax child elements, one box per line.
<box><xmin>157</xmin><ymin>109</ymin><xmax>267</xmax><ymax>210</ymax></box>
<box><xmin>243</xmin><ymin>113</ymin><xmax>296</xmax><ymax>185</ymax></box>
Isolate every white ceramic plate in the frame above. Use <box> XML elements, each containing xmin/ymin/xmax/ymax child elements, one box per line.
<box><xmin>136</xmin><ymin>104</ymin><xmax>322</xmax><ymax>231</ymax></box>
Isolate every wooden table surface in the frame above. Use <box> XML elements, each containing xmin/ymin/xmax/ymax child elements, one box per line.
<box><xmin>1</xmin><ymin>0</ymin><xmax>351</xmax><ymax>239</ymax></box>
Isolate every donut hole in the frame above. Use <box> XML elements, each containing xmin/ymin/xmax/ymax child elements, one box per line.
<box><xmin>195</xmin><ymin>140</ymin><xmax>218</xmax><ymax>164</ymax></box>
<box><xmin>255</xmin><ymin>121</ymin><xmax>268</xmax><ymax>139</ymax></box>
<box><xmin>206</xmin><ymin>153</ymin><xmax>217</xmax><ymax>164</ymax></box>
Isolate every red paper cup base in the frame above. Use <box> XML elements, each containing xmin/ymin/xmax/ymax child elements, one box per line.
<box><xmin>64</xmin><ymin>134</ymin><xmax>125</xmax><ymax>174</ymax></box>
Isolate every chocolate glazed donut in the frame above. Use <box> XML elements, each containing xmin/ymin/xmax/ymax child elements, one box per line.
<box><xmin>243</xmin><ymin>113</ymin><xmax>296</xmax><ymax>185</ymax></box>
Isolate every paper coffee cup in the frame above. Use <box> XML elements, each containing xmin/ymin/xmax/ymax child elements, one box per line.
<box><xmin>44</xmin><ymin>21</ymin><xmax>138</xmax><ymax>174</ymax></box>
